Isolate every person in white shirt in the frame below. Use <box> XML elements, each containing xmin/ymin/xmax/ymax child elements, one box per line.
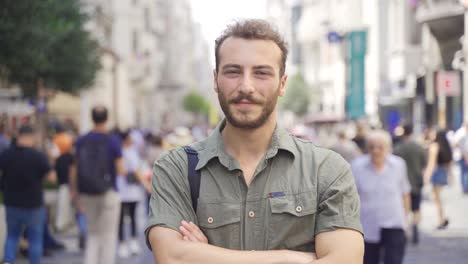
<box><xmin>351</xmin><ymin>129</ymin><xmax>411</xmax><ymax>264</ymax></box>
<box><xmin>117</xmin><ymin>130</ymin><xmax>151</xmax><ymax>258</ymax></box>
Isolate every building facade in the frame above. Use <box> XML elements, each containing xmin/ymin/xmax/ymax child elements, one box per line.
<box><xmin>79</xmin><ymin>0</ymin><xmax>212</xmax><ymax>132</ymax></box>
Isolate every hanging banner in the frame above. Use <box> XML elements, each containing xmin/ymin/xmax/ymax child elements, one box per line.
<box><xmin>345</xmin><ymin>30</ymin><xmax>367</xmax><ymax>120</ymax></box>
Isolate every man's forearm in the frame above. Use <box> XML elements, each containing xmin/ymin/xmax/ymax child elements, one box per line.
<box><xmin>156</xmin><ymin>242</ymin><xmax>309</xmax><ymax>264</ymax></box>
<box><xmin>312</xmin><ymin>253</ymin><xmax>361</xmax><ymax>264</ymax></box>
<box><xmin>149</xmin><ymin>227</ymin><xmax>314</xmax><ymax>264</ymax></box>
<box><xmin>69</xmin><ymin>165</ymin><xmax>77</xmax><ymax>192</ymax></box>
<box><xmin>403</xmin><ymin>194</ymin><xmax>411</xmax><ymax>216</ymax></box>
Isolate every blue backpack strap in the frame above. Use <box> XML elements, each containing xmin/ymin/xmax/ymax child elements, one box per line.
<box><xmin>183</xmin><ymin>146</ymin><xmax>200</xmax><ymax>212</ymax></box>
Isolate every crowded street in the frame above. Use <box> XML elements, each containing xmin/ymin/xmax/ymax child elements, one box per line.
<box><xmin>2</xmin><ymin>0</ymin><xmax>468</xmax><ymax>264</ymax></box>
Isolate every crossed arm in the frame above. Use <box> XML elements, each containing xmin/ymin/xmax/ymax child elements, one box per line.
<box><xmin>148</xmin><ymin>221</ymin><xmax>363</xmax><ymax>264</ymax></box>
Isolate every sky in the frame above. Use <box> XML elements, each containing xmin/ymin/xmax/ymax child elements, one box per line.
<box><xmin>190</xmin><ymin>0</ymin><xmax>267</xmax><ymax>51</ymax></box>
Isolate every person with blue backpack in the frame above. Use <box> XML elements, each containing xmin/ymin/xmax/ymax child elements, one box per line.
<box><xmin>70</xmin><ymin>106</ymin><xmax>125</xmax><ymax>264</ymax></box>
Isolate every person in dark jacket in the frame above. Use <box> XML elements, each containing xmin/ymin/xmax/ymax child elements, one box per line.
<box><xmin>0</xmin><ymin>125</ymin><xmax>56</xmax><ymax>264</ymax></box>
<box><xmin>394</xmin><ymin>124</ymin><xmax>427</xmax><ymax>244</ymax></box>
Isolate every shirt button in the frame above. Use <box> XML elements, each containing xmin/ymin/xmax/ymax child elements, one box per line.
<box><xmin>248</xmin><ymin>211</ymin><xmax>255</xmax><ymax>218</ymax></box>
<box><xmin>295</xmin><ymin>206</ymin><xmax>303</xmax><ymax>213</ymax></box>
<box><xmin>207</xmin><ymin>217</ymin><xmax>214</xmax><ymax>224</ymax></box>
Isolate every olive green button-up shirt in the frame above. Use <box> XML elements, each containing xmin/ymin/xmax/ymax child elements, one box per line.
<box><xmin>145</xmin><ymin>121</ymin><xmax>362</xmax><ymax>252</ymax></box>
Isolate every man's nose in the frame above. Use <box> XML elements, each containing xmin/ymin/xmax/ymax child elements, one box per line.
<box><xmin>238</xmin><ymin>73</ymin><xmax>255</xmax><ymax>94</ymax></box>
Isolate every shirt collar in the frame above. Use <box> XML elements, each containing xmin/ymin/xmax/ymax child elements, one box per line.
<box><xmin>365</xmin><ymin>154</ymin><xmax>394</xmax><ymax>170</ymax></box>
<box><xmin>195</xmin><ymin>119</ymin><xmax>297</xmax><ymax>170</ymax></box>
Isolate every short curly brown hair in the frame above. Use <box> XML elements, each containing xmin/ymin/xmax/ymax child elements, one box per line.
<box><xmin>215</xmin><ymin>19</ymin><xmax>288</xmax><ymax>76</ymax></box>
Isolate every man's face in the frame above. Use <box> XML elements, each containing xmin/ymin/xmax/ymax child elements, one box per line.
<box><xmin>367</xmin><ymin>138</ymin><xmax>389</xmax><ymax>165</ymax></box>
<box><xmin>214</xmin><ymin>37</ymin><xmax>287</xmax><ymax>129</ymax></box>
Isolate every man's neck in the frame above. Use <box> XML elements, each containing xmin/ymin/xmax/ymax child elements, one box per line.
<box><xmin>93</xmin><ymin>124</ymin><xmax>107</xmax><ymax>133</ymax></box>
<box><xmin>221</xmin><ymin>118</ymin><xmax>276</xmax><ymax>161</ymax></box>
<box><xmin>17</xmin><ymin>138</ymin><xmax>33</xmax><ymax>148</ymax></box>
<box><xmin>371</xmin><ymin>159</ymin><xmax>386</xmax><ymax>172</ymax></box>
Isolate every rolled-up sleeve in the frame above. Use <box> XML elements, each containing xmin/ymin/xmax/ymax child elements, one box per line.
<box><xmin>144</xmin><ymin>149</ymin><xmax>197</xmax><ymax>250</ymax></box>
<box><xmin>315</xmin><ymin>153</ymin><xmax>363</xmax><ymax>236</ymax></box>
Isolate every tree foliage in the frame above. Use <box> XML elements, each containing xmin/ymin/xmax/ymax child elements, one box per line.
<box><xmin>0</xmin><ymin>0</ymin><xmax>100</xmax><ymax>97</ymax></box>
<box><xmin>281</xmin><ymin>73</ymin><xmax>310</xmax><ymax>116</ymax></box>
<box><xmin>183</xmin><ymin>91</ymin><xmax>211</xmax><ymax>117</ymax></box>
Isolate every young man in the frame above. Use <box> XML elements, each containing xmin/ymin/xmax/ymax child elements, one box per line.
<box><xmin>71</xmin><ymin>106</ymin><xmax>124</xmax><ymax>264</ymax></box>
<box><xmin>146</xmin><ymin>19</ymin><xmax>364</xmax><ymax>264</ymax></box>
<box><xmin>352</xmin><ymin>130</ymin><xmax>411</xmax><ymax>264</ymax></box>
<box><xmin>1</xmin><ymin>125</ymin><xmax>56</xmax><ymax>264</ymax></box>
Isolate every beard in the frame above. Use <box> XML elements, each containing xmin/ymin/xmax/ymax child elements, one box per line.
<box><xmin>217</xmin><ymin>82</ymin><xmax>280</xmax><ymax>129</ymax></box>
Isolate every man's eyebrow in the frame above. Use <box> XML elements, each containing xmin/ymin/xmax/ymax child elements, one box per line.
<box><xmin>253</xmin><ymin>65</ymin><xmax>274</xmax><ymax>71</ymax></box>
<box><xmin>222</xmin><ymin>64</ymin><xmax>241</xmax><ymax>70</ymax></box>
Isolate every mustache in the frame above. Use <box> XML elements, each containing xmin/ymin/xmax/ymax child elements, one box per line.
<box><xmin>229</xmin><ymin>94</ymin><xmax>262</xmax><ymax>104</ymax></box>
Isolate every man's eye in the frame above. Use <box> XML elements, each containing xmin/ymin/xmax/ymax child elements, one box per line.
<box><xmin>256</xmin><ymin>71</ymin><xmax>270</xmax><ymax>76</ymax></box>
<box><xmin>225</xmin><ymin>71</ymin><xmax>240</xmax><ymax>74</ymax></box>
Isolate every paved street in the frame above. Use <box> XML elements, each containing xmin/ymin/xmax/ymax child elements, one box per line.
<box><xmin>15</xmin><ymin>200</ymin><xmax>155</xmax><ymax>264</ymax></box>
<box><xmin>404</xmin><ymin>168</ymin><xmax>468</xmax><ymax>264</ymax></box>
<box><xmin>12</xmin><ymin>169</ymin><xmax>468</xmax><ymax>264</ymax></box>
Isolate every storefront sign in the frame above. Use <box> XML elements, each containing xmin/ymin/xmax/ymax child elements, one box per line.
<box><xmin>436</xmin><ymin>70</ymin><xmax>461</xmax><ymax>96</ymax></box>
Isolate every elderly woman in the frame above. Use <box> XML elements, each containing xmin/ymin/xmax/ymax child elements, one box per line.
<box><xmin>351</xmin><ymin>130</ymin><xmax>411</xmax><ymax>264</ymax></box>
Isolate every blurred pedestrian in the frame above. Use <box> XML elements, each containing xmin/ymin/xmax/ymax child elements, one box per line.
<box><xmin>165</xmin><ymin>126</ymin><xmax>193</xmax><ymax>149</ymax></box>
<box><xmin>351</xmin><ymin>130</ymin><xmax>411</xmax><ymax>264</ymax></box>
<box><xmin>53</xmin><ymin>125</ymin><xmax>87</xmax><ymax>250</ymax></box>
<box><xmin>353</xmin><ymin>120</ymin><xmax>368</xmax><ymax>153</ymax></box>
<box><xmin>71</xmin><ymin>106</ymin><xmax>125</xmax><ymax>264</ymax></box>
<box><xmin>0</xmin><ymin>125</ymin><xmax>56</xmax><ymax>264</ymax></box>
<box><xmin>143</xmin><ymin>134</ymin><xmax>164</xmax><ymax>212</ymax></box>
<box><xmin>0</xmin><ymin>124</ymin><xmax>10</xmax><ymax>154</ymax></box>
<box><xmin>330</xmin><ymin>130</ymin><xmax>362</xmax><ymax>163</ymax></box>
<box><xmin>454</xmin><ymin>122</ymin><xmax>468</xmax><ymax>194</ymax></box>
<box><xmin>393</xmin><ymin>124</ymin><xmax>427</xmax><ymax>244</ymax></box>
<box><xmin>117</xmin><ymin>130</ymin><xmax>150</xmax><ymax>258</ymax></box>
<box><xmin>423</xmin><ymin>129</ymin><xmax>453</xmax><ymax>229</ymax></box>
<box><xmin>53</xmin><ymin>125</ymin><xmax>74</xmax><ymax>232</ymax></box>
<box><xmin>145</xmin><ymin>134</ymin><xmax>164</xmax><ymax>166</ymax></box>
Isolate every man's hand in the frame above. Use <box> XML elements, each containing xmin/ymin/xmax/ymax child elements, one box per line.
<box><xmin>179</xmin><ymin>220</ymin><xmax>208</xmax><ymax>244</ymax></box>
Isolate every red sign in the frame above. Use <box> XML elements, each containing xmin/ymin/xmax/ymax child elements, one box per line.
<box><xmin>436</xmin><ymin>71</ymin><xmax>461</xmax><ymax>96</ymax></box>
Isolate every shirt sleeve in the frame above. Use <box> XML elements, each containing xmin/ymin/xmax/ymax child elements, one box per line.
<box><xmin>315</xmin><ymin>152</ymin><xmax>363</xmax><ymax>236</ymax></box>
<box><xmin>144</xmin><ymin>149</ymin><xmax>197</xmax><ymax>250</ymax></box>
<box><xmin>38</xmin><ymin>152</ymin><xmax>51</xmax><ymax>178</ymax></box>
<box><xmin>110</xmin><ymin>135</ymin><xmax>123</xmax><ymax>159</ymax></box>
<box><xmin>400</xmin><ymin>160</ymin><xmax>411</xmax><ymax>195</ymax></box>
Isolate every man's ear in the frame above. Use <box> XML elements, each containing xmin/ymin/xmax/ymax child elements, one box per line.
<box><xmin>213</xmin><ymin>69</ymin><xmax>219</xmax><ymax>93</ymax></box>
<box><xmin>279</xmin><ymin>74</ymin><xmax>288</xmax><ymax>97</ymax></box>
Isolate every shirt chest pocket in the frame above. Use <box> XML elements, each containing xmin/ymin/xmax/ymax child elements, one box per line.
<box><xmin>268</xmin><ymin>191</ymin><xmax>317</xmax><ymax>251</ymax></box>
<box><xmin>197</xmin><ymin>202</ymin><xmax>241</xmax><ymax>250</ymax></box>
